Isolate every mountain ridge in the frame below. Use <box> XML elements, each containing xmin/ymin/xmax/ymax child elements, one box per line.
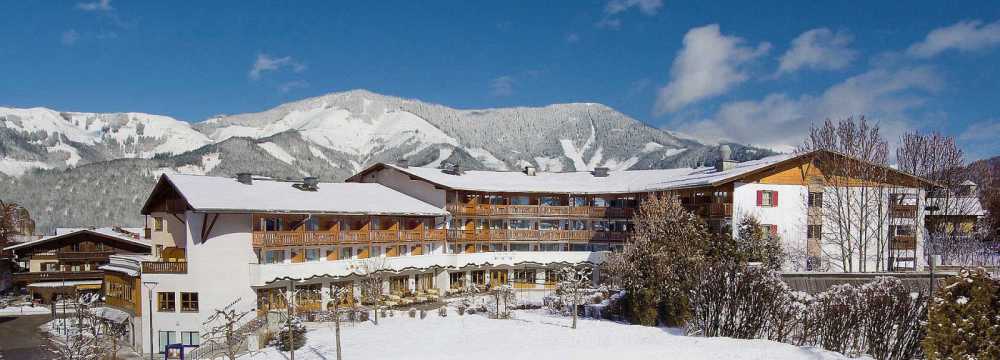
<box><xmin>0</xmin><ymin>89</ymin><xmax>777</xmax><ymax>232</ymax></box>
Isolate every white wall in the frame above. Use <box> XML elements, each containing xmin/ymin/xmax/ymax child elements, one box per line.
<box><xmin>358</xmin><ymin>168</ymin><xmax>448</xmax><ymax>209</ymax></box>
<box><xmin>138</xmin><ymin>212</ymin><xmax>256</xmax><ymax>354</ymax></box>
<box><xmin>732</xmin><ymin>182</ymin><xmax>809</xmax><ymax>271</ymax></box>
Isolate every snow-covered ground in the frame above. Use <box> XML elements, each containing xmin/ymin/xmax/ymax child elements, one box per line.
<box><xmin>243</xmin><ymin>310</ymin><xmax>863</xmax><ymax>360</ymax></box>
<box><xmin>0</xmin><ymin>305</ymin><xmax>52</xmax><ymax>316</ymax></box>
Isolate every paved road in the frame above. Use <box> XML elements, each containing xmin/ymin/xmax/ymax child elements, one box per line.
<box><xmin>0</xmin><ymin>314</ymin><xmax>57</xmax><ymax>360</ymax></box>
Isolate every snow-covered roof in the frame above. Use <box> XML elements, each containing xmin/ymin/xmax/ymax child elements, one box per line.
<box><xmin>149</xmin><ymin>173</ymin><xmax>448</xmax><ymax>216</ymax></box>
<box><xmin>926</xmin><ymin>196</ymin><xmax>986</xmax><ymax>216</ymax></box>
<box><xmin>4</xmin><ymin>227</ymin><xmax>150</xmax><ymax>252</ymax></box>
<box><xmin>352</xmin><ymin>153</ymin><xmax>800</xmax><ymax>194</ymax></box>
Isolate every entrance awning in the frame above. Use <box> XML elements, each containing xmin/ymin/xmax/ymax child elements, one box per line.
<box><xmin>27</xmin><ymin>280</ymin><xmax>102</xmax><ymax>289</ymax></box>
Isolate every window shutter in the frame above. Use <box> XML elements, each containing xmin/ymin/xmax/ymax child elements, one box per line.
<box><xmin>770</xmin><ymin>225</ymin><xmax>778</xmax><ymax>237</ymax></box>
<box><xmin>756</xmin><ymin>190</ymin><xmax>763</xmax><ymax>206</ymax></box>
<box><xmin>772</xmin><ymin>191</ymin><xmax>779</xmax><ymax>207</ymax></box>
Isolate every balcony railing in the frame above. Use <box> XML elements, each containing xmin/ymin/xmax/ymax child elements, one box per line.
<box><xmin>56</xmin><ymin>250</ymin><xmax>116</xmax><ymax>260</ymax></box>
<box><xmin>889</xmin><ymin>204</ymin><xmax>917</xmax><ymax>219</ymax></box>
<box><xmin>141</xmin><ymin>261</ymin><xmax>188</xmax><ymax>274</ymax></box>
<box><xmin>891</xmin><ymin>235</ymin><xmax>917</xmax><ymax>250</ymax></box>
<box><xmin>12</xmin><ymin>271</ymin><xmax>104</xmax><ymax>283</ymax></box>
<box><xmin>253</xmin><ymin>228</ymin><xmax>632</xmax><ymax>247</ymax></box>
<box><xmin>445</xmin><ymin>204</ymin><xmax>637</xmax><ymax>218</ymax></box>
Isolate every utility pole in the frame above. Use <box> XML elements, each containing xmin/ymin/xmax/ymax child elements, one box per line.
<box><xmin>143</xmin><ymin>281</ymin><xmax>158</xmax><ymax>360</ymax></box>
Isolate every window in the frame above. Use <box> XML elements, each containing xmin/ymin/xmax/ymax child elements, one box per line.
<box><xmin>340</xmin><ymin>247</ymin><xmax>353</xmax><ymax>260</ymax></box>
<box><xmin>398</xmin><ymin>245</ymin><xmax>407</xmax><ymax>256</ymax></box>
<box><xmin>70</xmin><ymin>243</ymin><xmax>82</xmax><ymax>252</ymax></box>
<box><xmin>757</xmin><ymin>190</ymin><xmax>778</xmax><ymax>207</ymax></box>
<box><xmin>539</xmin><ymin>221</ymin><xmax>560</xmax><ymax>230</ymax></box>
<box><xmin>153</xmin><ymin>217</ymin><xmax>164</xmax><ymax>232</ymax></box>
<box><xmin>180</xmin><ymin>331</ymin><xmax>200</xmax><ymax>347</ymax></box>
<box><xmin>760</xmin><ymin>224</ymin><xmax>777</xmax><ymax>238</ymax></box>
<box><xmin>510</xmin><ymin>220</ymin><xmax>533</xmax><ymax>230</ymax></box>
<box><xmin>264</xmin><ymin>250</ymin><xmax>285</xmax><ymax>264</ymax></box>
<box><xmin>510</xmin><ymin>196</ymin><xmax>531</xmax><ymax>205</ymax></box>
<box><xmin>539</xmin><ymin>197</ymin><xmax>560</xmax><ymax>206</ymax></box>
<box><xmin>592</xmin><ymin>197</ymin><xmax>608</xmax><ymax>207</ymax></box>
<box><xmin>891</xmin><ymin>225</ymin><xmax>915</xmax><ymax>237</ymax></box>
<box><xmin>262</xmin><ymin>218</ymin><xmax>283</xmax><ymax>231</ymax></box>
<box><xmin>807</xmin><ymin>225</ymin><xmax>822</xmax><ymax>239</ymax></box>
<box><xmin>305</xmin><ymin>248</ymin><xmax>320</xmax><ymax>262</ymax></box>
<box><xmin>95</xmin><ymin>242</ymin><xmax>105</xmax><ymax>251</ymax></box>
<box><xmin>510</xmin><ymin>243</ymin><xmax>530</xmax><ymax>251</ymax></box>
<box><xmin>808</xmin><ymin>192</ymin><xmax>823</xmax><ymax>208</ymax></box>
<box><xmin>180</xmin><ymin>292</ymin><xmax>198</xmax><ymax>312</ymax></box>
<box><xmin>42</xmin><ymin>262</ymin><xmax>57</xmax><ymax>272</ymax></box>
<box><xmin>157</xmin><ymin>292</ymin><xmax>176</xmax><ymax>312</ymax></box>
<box><xmin>571</xmin><ymin>197</ymin><xmax>588</xmax><ymax>207</ymax></box>
<box><xmin>471</xmin><ymin>271</ymin><xmax>486</xmax><ymax>286</ymax></box>
<box><xmin>158</xmin><ymin>331</ymin><xmax>177</xmax><ymax>353</ymax></box>
<box><xmin>304</xmin><ymin>217</ymin><xmax>319</xmax><ymax>231</ymax></box>
<box><xmin>449</xmin><ymin>272</ymin><xmax>465</xmax><ymax>289</ymax></box>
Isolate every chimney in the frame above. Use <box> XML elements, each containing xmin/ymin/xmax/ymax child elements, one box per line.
<box><xmin>524</xmin><ymin>165</ymin><xmax>537</xmax><ymax>176</ymax></box>
<box><xmin>592</xmin><ymin>167</ymin><xmax>610</xmax><ymax>177</ymax></box>
<box><xmin>443</xmin><ymin>163</ymin><xmax>463</xmax><ymax>175</ymax></box>
<box><xmin>294</xmin><ymin>177</ymin><xmax>320</xmax><ymax>191</ymax></box>
<box><xmin>236</xmin><ymin>172</ymin><xmax>253</xmax><ymax>185</ymax></box>
<box><xmin>716</xmin><ymin>145</ymin><xmax>736</xmax><ymax>172</ymax></box>
<box><xmin>396</xmin><ymin>159</ymin><xmax>409</xmax><ymax>168</ymax></box>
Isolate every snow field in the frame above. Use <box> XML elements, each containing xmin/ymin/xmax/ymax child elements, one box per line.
<box><xmin>245</xmin><ymin>309</ymin><xmax>864</xmax><ymax>360</ymax></box>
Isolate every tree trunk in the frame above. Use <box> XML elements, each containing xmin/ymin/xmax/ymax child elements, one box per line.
<box><xmin>572</xmin><ymin>291</ymin><xmax>578</xmax><ymax>329</ymax></box>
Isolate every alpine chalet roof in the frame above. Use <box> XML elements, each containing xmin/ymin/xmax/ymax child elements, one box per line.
<box><xmin>4</xmin><ymin>227</ymin><xmax>150</xmax><ymax>252</ymax></box>
<box><xmin>351</xmin><ymin>153</ymin><xmax>802</xmax><ymax>194</ymax></box>
<box><xmin>143</xmin><ymin>173</ymin><xmax>448</xmax><ymax>216</ymax></box>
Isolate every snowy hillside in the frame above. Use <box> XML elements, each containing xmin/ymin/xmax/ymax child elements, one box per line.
<box><xmin>0</xmin><ymin>107</ymin><xmax>210</xmax><ymax>175</ymax></box>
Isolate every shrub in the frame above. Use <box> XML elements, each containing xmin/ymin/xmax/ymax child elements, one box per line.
<box><xmin>420</xmin><ymin>309</ymin><xmax>427</xmax><ymax>319</ymax></box>
<box><xmin>438</xmin><ymin>306</ymin><xmax>447</xmax><ymax>317</ymax></box>
<box><xmin>457</xmin><ymin>306</ymin><xmax>466</xmax><ymax>316</ymax></box>
<box><xmin>624</xmin><ymin>288</ymin><xmax>658</xmax><ymax>326</ymax></box>
<box><xmin>272</xmin><ymin>317</ymin><xmax>307</xmax><ymax>351</ymax></box>
<box><xmin>687</xmin><ymin>263</ymin><xmax>805</xmax><ymax>341</ymax></box>
<box><xmin>408</xmin><ymin>308</ymin><xmax>416</xmax><ymax>318</ymax></box>
<box><xmin>923</xmin><ymin>268</ymin><xmax>1000</xmax><ymax>360</ymax></box>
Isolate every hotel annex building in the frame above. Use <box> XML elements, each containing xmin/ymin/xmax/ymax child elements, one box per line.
<box><xmin>101</xmin><ymin>149</ymin><xmax>933</xmax><ymax>354</ymax></box>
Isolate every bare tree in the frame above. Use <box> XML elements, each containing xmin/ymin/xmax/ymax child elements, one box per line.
<box><xmin>199</xmin><ymin>299</ymin><xmax>255</xmax><ymax>360</ymax></box>
<box><xmin>355</xmin><ymin>257</ymin><xmax>389</xmax><ymax>325</ymax></box>
<box><xmin>557</xmin><ymin>266</ymin><xmax>592</xmax><ymax>329</ymax></box>
<box><xmin>897</xmin><ymin>130</ymin><xmax>996</xmax><ymax>269</ymax></box>
<box><xmin>51</xmin><ymin>301</ymin><xmax>102</xmax><ymax>360</ymax></box>
<box><xmin>328</xmin><ymin>284</ymin><xmax>352</xmax><ymax>360</ymax></box>
<box><xmin>799</xmin><ymin>117</ymin><xmax>897</xmax><ymax>272</ymax></box>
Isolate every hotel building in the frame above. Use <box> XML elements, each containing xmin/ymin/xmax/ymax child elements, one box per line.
<box><xmin>102</xmin><ymin>148</ymin><xmax>933</xmax><ymax>355</ymax></box>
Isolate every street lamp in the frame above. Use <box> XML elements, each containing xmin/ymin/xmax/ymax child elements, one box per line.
<box><xmin>143</xmin><ymin>281</ymin><xmax>159</xmax><ymax>360</ymax></box>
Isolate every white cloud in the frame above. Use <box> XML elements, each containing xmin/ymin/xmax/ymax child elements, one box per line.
<box><xmin>675</xmin><ymin>66</ymin><xmax>942</xmax><ymax>152</ymax></box>
<box><xmin>490</xmin><ymin>76</ymin><xmax>515</xmax><ymax>97</ymax></box>
<box><xmin>249</xmin><ymin>54</ymin><xmax>306</xmax><ymax>80</ymax></box>
<box><xmin>907</xmin><ymin>20</ymin><xmax>1000</xmax><ymax>58</ymax></box>
<box><xmin>776</xmin><ymin>28</ymin><xmax>856</xmax><ymax>75</ymax></box>
<box><xmin>597</xmin><ymin>0</ymin><xmax>661</xmax><ymax>29</ymax></box>
<box><xmin>76</xmin><ymin>0</ymin><xmax>112</xmax><ymax>11</ymax></box>
<box><xmin>566</xmin><ymin>33</ymin><xmax>581</xmax><ymax>44</ymax></box>
<box><xmin>61</xmin><ymin>29</ymin><xmax>80</xmax><ymax>46</ymax></box>
<box><xmin>605</xmin><ymin>0</ymin><xmax>663</xmax><ymax>15</ymax></box>
<box><xmin>278</xmin><ymin>80</ymin><xmax>309</xmax><ymax>93</ymax></box>
<box><xmin>654</xmin><ymin>24</ymin><xmax>771</xmax><ymax>114</ymax></box>
<box><xmin>959</xmin><ymin>119</ymin><xmax>1000</xmax><ymax>159</ymax></box>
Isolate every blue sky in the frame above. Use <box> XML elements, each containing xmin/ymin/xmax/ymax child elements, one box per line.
<box><xmin>2</xmin><ymin>1</ymin><xmax>999</xmax><ymax>158</ymax></box>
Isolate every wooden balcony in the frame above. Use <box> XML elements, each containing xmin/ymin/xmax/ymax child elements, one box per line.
<box><xmin>445</xmin><ymin>204</ymin><xmax>637</xmax><ymax>218</ymax></box>
<box><xmin>891</xmin><ymin>235</ymin><xmax>917</xmax><ymax>250</ymax></box>
<box><xmin>104</xmin><ymin>296</ymin><xmax>139</xmax><ymax>315</ymax></box>
<box><xmin>708</xmin><ymin>203</ymin><xmax>733</xmax><ymax>218</ymax></box>
<box><xmin>12</xmin><ymin>271</ymin><xmax>104</xmax><ymax>283</ymax></box>
<box><xmin>56</xmin><ymin>250</ymin><xmax>116</xmax><ymax>261</ymax></box>
<box><xmin>253</xmin><ymin>228</ymin><xmax>632</xmax><ymax>248</ymax></box>
<box><xmin>141</xmin><ymin>261</ymin><xmax>188</xmax><ymax>274</ymax></box>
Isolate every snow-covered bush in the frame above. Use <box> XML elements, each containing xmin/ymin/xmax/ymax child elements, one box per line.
<box><xmin>687</xmin><ymin>263</ymin><xmax>805</xmax><ymax>341</ymax></box>
<box><xmin>923</xmin><ymin>268</ymin><xmax>1000</xmax><ymax>360</ymax></box>
<box><xmin>272</xmin><ymin>317</ymin><xmax>307</xmax><ymax>351</ymax></box>
<box><xmin>438</xmin><ymin>306</ymin><xmax>447</xmax><ymax>317</ymax></box>
<box><xmin>408</xmin><ymin>308</ymin><xmax>417</xmax><ymax>318</ymax></box>
<box><xmin>419</xmin><ymin>309</ymin><xmax>427</xmax><ymax>319</ymax></box>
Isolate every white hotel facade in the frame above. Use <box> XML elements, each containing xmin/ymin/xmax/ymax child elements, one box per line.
<box><xmin>101</xmin><ymin>149</ymin><xmax>933</xmax><ymax>355</ymax></box>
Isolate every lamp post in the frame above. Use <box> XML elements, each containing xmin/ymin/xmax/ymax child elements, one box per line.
<box><xmin>142</xmin><ymin>281</ymin><xmax>159</xmax><ymax>360</ymax></box>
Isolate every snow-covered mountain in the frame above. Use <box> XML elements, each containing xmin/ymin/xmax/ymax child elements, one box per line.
<box><xmin>0</xmin><ymin>107</ymin><xmax>210</xmax><ymax>175</ymax></box>
<box><xmin>0</xmin><ymin>90</ymin><xmax>775</xmax><ymax>232</ymax></box>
